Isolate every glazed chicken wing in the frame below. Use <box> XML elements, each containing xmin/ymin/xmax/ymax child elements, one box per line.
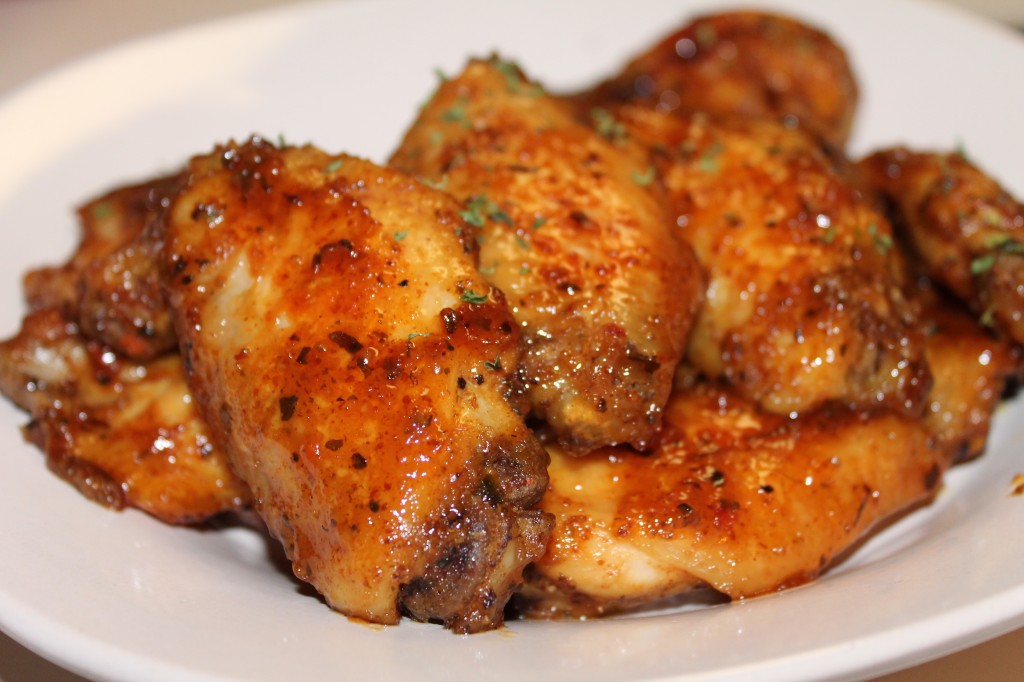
<box><xmin>575</xmin><ymin>11</ymin><xmax>859</xmax><ymax>151</ymax></box>
<box><xmin>614</xmin><ymin>107</ymin><xmax>930</xmax><ymax>416</ymax></box>
<box><xmin>24</xmin><ymin>174</ymin><xmax>182</xmax><ymax>361</ymax></box>
<box><xmin>516</xmin><ymin>292</ymin><xmax>1016</xmax><ymax>618</ymax></box>
<box><xmin>390</xmin><ymin>58</ymin><xmax>702</xmax><ymax>453</ymax></box>
<box><xmin>5</xmin><ymin>175</ymin><xmax>247</xmax><ymax>524</ymax></box>
<box><xmin>918</xmin><ymin>291</ymin><xmax>1021</xmax><ymax>462</ymax></box>
<box><xmin>160</xmin><ymin>139</ymin><xmax>551</xmax><ymax>632</ymax></box>
<box><xmin>0</xmin><ymin>308</ymin><xmax>248</xmax><ymax>524</ymax></box>
<box><xmin>517</xmin><ymin>381</ymin><xmax>943</xmax><ymax>618</ymax></box>
<box><xmin>859</xmin><ymin>147</ymin><xmax>1024</xmax><ymax>344</ymax></box>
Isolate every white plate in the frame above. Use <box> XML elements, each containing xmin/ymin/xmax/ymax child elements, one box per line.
<box><xmin>1</xmin><ymin>1</ymin><xmax>1023</xmax><ymax>680</ymax></box>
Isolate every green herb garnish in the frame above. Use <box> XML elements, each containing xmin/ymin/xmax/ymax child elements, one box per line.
<box><xmin>91</xmin><ymin>202</ymin><xmax>113</xmax><ymax>220</ymax></box>
<box><xmin>631</xmin><ymin>166</ymin><xmax>656</xmax><ymax>186</ymax></box>
<box><xmin>699</xmin><ymin>141</ymin><xmax>724</xmax><ymax>173</ymax></box>
<box><xmin>868</xmin><ymin>223</ymin><xmax>893</xmax><ymax>254</ymax></box>
<box><xmin>591</xmin><ymin>108</ymin><xmax>627</xmax><ymax>142</ymax></box>
<box><xmin>460</xmin><ymin>195</ymin><xmax>513</xmax><ymax>227</ymax></box>
<box><xmin>460</xmin><ymin>290</ymin><xmax>488</xmax><ymax>305</ymax></box>
<box><xmin>970</xmin><ymin>254</ymin><xmax>996</xmax><ymax>274</ymax></box>
<box><xmin>490</xmin><ymin>57</ymin><xmax>542</xmax><ymax>96</ymax></box>
<box><xmin>441</xmin><ymin>98</ymin><xmax>471</xmax><ymax>127</ymax></box>
<box><xmin>420</xmin><ymin>174</ymin><xmax>449</xmax><ymax>191</ymax></box>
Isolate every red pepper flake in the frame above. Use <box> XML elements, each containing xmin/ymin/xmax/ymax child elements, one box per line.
<box><xmin>279</xmin><ymin>395</ymin><xmax>298</xmax><ymax>421</ymax></box>
<box><xmin>382</xmin><ymin>356</ymin><xmax>403</xmax><ymax>381</ymax></box>
<box><xmin>568</xmin><ymin>210</ymin><xmax>597</xmax><ymax>231</ymax></box>
<box><xmin>325</xmin><ymin>439</ymin><xmax>343</xmax><ymax>451</ymax></box>
<box><xmin>1012</xmin><ymin>474</ymin><xmax>1024</xmax><ymax>496</ymax></box>
<box><xmin>329</xmin><ymin>330</ymin><xmax>363</xmax><ymax>353</ymax></box>
<box><xmin>351</xmin><ymin>453</ymin><xmax>367</xmax><ymax>469</ymax></box>
<box><xmin>296</xmin><ymin>346</ymin><xmax>311</xmax><ymax>364</ymax></box>
<box><xmin>440</xmin><ymin>307</ymin><xmax>460</xmax><ymax>334</ymax></box>
<box><xmin>312</xmin><ymin>239</ymin><xmax>357</xmax><ymax>274</ymax></box>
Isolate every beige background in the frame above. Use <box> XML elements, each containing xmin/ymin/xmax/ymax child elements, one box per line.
<box><xmin>0</xmin><ymin>1</ymin><xmax>1021</xmax><ymax>680</ymax></box>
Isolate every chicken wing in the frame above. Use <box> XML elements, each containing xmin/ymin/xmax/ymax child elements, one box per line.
<box><xmin>859</xmin><ymin>147</ymin><xmax>1024</xmax><ymax>345</ymax></box>
<box><xmin>516</xmin><ymin>381</ymin><xmax>944</xmax><ymax>618</ymax></box>
<box><xmin>390</xmin><ymin>58</ymin><xmax>702</xmax><ymax>453</ymax></box>
<box><xmin>160</xmin><ymin>138</ymin><xmax>551</xmax><ymax>632</ymax></box>
<box><xmin>575</xmin><ymin>11</ymin><xmax>859</xmax><ymax>151</ymax></box>
<box><xmin>25</xmin><ymin>174</ymin><xmax>183</xmax><ymax>361</ymax></box>
<box><xmin>613</xmin><ymin>106</ymin><xmax>930</xmax><ymax>415</ymax></box>
<box><xmin>515</xmin><ymin>230</ymin><xmax>1018</xmax><ymax>619</ymax></box>
<box><xmin>918</xmin><ymin>290</ymin><xmax>1021</xmax><ymax>462</ymax></box>
<box><xmin>7</xmin><ymin>175</ymin><xmax>247</xmax><ymax>524</ymax></box>
<box><xmin>0</xmin><ymin>308</ymin><xmax>248</xmax><ymax>524</ymax></box>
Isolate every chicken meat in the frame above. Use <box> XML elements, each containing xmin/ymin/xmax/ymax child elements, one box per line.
<box><xmin>0</xmin><ymin>307</ymin><xmax>248</xmax><ymax>524</ymax></box>
<box><xmin>3</xmin><ymin>175</ymin><xmax>247</xmax><ymax>524</ymax></box>
<box><xmin>160</xmin><ymin>138</ymin><xmax>551</xmax><ymax>632</ymax></box>
<box><xmin>390</xmin><ymin>57</ymin><xmax>702</xmax><ymax>454</ymax></box>
<box><xmin>516</xmin><ymin>297</ymin><xmax>1016</xmax><ymax>618</ymax></box>
<box><xmin>859</xmin><ymin>147</ymin><xmax>1024</xmax><ymax>345</ymax></box>
<box><xmin>24</xmin><ymin>173</ymin><xmax>183</xmax><ymax>361</ymax></box>
<box><xmin>611</xmin><ymin>106</ymin><xmax>930</xmax><ymax>416</ymax></box>
<box><xmin>575</xmin><ymin>11</ymin><xmax>859</xmax><ymax>151</ymax></box>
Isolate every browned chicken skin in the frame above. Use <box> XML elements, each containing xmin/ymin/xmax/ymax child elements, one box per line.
<box><xmin>517</xmin><ymin>382</ymin><xmax>944</xmax><ymax>618</ymax></box>
<box><xmin>24</xmin><ymin>177</ymin><xmax>162</xmax><ymax>314</ymax></box>
<box><xmin>918</xmin><ymin>290</ymin><xmax>1021</xmax><ymax>462</ymax></box>
<box><xmin>516</xmin><ymin>293</ymin><xmax>1016</xmax><ymax>618</ymax></box>
<box><xmin>24</xmin><ymin>174</ymin><xmax>182</xmax><ymax>361</ymax></box>
<box><xmin>160</xmin><ymin>138</ymin><xmax>551</xmax><ymax>632</ymax></box>
<box><xmin>5</xmin><ymin>177</ymin><xmax>248</xmax><ymax>524</ymax></box>
<box><xmin>0</xmin><ymin>308</ymin><xmax>248</xmax><ymax>524</ymax></box>
<box><xmin>859</xmin><ymin>147</ymin><xmax>1024</xmax><ymax>345</ymax></box>
<box><xmin>390</xmin><ymin>58</ymin><xmax>702</xmax><ymax>454</ymax></box>
<box><xmin>576</xmin><ymin>11</ymin><xmax>859</xmax><ymax>151</ymax></box>
<box><xmin>77</xmin><ymin>218</ymin><xmax>178</xmax><ymax>361</ymax></box>
<box><xmin>612</xmin><ymin>106</ymin><xmax>930</xmax><ymax>416</ymax></box>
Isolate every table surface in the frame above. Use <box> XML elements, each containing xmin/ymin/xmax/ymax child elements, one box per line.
<box><xmin>1</xmin><ymin>1</ymin><xmax>1022</xmax><ymax>680</ymax></box>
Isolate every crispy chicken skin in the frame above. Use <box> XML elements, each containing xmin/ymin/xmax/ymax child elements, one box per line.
<box><xmin>516</xmin><ymin>278</ymin><xmax>1019</xmax><ymax>619</ymax></box>
<box><xmin>919</xmin><ymin>291</ymin><xmax>1021</xmax><ymax>463</ymax></box>
<box><xmin>8</xmin><ymin>176</ymin><xmax>246</xmax><ymax>524</ymax></box>
<box><xmin>516</xmin><ymin>380</ymin><xmax>945</xmax><ymax>618</ymax></box>
<box><xmin>77</xmin><ymin>218</ymin><xmax>178</xmax><ymax>361</ymax></box>
<box><xmin>614</xmin><ymin>106</ymin><xmax>930</xmax><ymax>416</ymax></box>
<box><xmin>575</xmin><ymin>11</ymin><xmax>858</xmax><ymax>150</ymax></box>
<box><xmin>0</xmin><ymin>308</ymin><xmax>248</xmax><ymax>524</ymax></box>
<box><xmin>390</xmin><ymin>58</ymin><xmax>702</xmax><ymax>454</ymax></box>
<box><xmin>160</xmin><ymin>138</ymin><xmax>551</xmax><ymax>632</ymax></box>
<box><xmin>24</xmin><ymin>174</ymin><xmax>182</xmax><ymax>360</ymax></box>
<box><xmin>859</xmin><ymin>147</ymin><xmax>1024</xmax><ymax>344</ymax></box>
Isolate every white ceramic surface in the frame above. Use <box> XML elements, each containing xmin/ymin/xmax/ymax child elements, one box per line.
<box><xmin>1</xmin><ymin>1</ymin><xmax>1023</xmax><ymax>681</ymax></box>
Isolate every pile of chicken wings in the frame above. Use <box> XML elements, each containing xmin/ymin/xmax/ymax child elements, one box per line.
<box><xmin>2</xmin><ymin>11</ymin><xmax>1021</xmax><ymax>632</ymax></box>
